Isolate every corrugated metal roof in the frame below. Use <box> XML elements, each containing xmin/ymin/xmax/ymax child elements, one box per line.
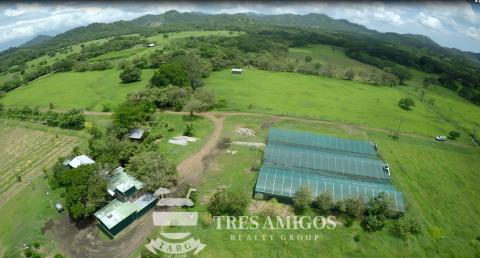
<box><xmin>94</xmin><ymin>200</ymin><xmax>137</xmax><ymax>229</ymax></box>
<box><xmin>107</xmin><ymin>167</ymin><xmax>144</xmax><ymax>196</ymax></box>
<box><xmin>68</xmin><ymin>155</ymin><xmax>95</xmax><ymax>168</ymax></box>
<box><xmin>127</xmin><ymin>128</ymin><xmax>144</xmax><ymax>139</ymax></box>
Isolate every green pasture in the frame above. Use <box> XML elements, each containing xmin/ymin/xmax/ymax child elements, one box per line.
<box><xmin>0</xmin><ymin>177</ymin><xmax>65</xmax><ymax>258</ymax></box>
<box><xmin>151</xmin><ymin>113</ymin><xmax>214</xmax><ymax>165</ymax></box>
<box><xmin>288</xmin><ymin>44</ymin><xmax>379</xmax><ymax>71</ymax></box>
<box><xmin>205</xmin><ymin>68</ymin><xmax>480</xmax><ymax>141</ymax></box>
<box><xmin>2</xmin><ymin>69</ymin><xmax>154</xmax><ymax>111</ymax></box>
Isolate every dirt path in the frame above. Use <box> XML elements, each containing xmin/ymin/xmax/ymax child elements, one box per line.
<box><xmin>175</xmin><ymin>112</ymin><xmax>225</xmax><ymax>186</ymax></box>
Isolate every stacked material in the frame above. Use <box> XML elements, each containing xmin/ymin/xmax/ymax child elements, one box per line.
<box><xmin>168</xmin><ymin>136</ymin><xmax>199</xmax><ymax>146</ymax></box>
<box><xmin>234</xmin><ymin>128</ymin><xmax>256</xmax><ymax>137</ymax></box>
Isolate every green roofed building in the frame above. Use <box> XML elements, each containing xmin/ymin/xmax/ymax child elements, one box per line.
<box><xmin>254</xmin><ymin>128</ymin><xmax>405</xmax><ymax>212</ymax></box>
<box><xmin>107</xmin><ymin>167</ymin><xmax>144</xmax><ymax>198</ymax></box>
<box><xmin>94</xmin><ymin>167</ymin><xmax>157</xmax><ymax>237</ymax></box>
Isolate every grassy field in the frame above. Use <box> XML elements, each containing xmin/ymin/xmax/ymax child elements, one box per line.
<box><xmin>139</xmin><ymin>114</ymin><xmax>480</xmax><ymax>257</ymax></box>
<box><xmin>151</xmin><ymin>113</ymin><xmax>214</xmax><ymax>165</ymax></box>
<box><xmin>2</xmin><ymin>69</ymin><xmax>154</xmax><ymax>111</ymax></box>
<box><xmin>205</xmin><ymin>68</ymin><xmax>480</xmax><ymax>142</ymax></box>
<box><xmin>288</xmin><ymin>44</ymin><xmax>379</xmax><ymax>71</ymax></box>
<box><xmin>0</xmin><ymin>119</ymin><xmax>86</xmax><ymax>257</ymax></box>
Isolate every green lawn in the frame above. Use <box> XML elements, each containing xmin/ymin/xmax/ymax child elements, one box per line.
<box><xmin>0</xmin><ymin>177</ymin><xmax>65</xmax><ymax>258</ymax></box>
<box><xmin>2</xmin><ymin>69</ymin><xmax>154</xmax><ymax>111</ymax></box>
<box><xmin>151</xmin><ymin>113</ymin><xmax>214</xmax><ymax>165</ymax></box>
<box><xmin>205</xmin><ymin>68</ymin><xmax>480</xmax><ymax>141</ymax></box>
<box><xmin>139</xmin><ymin>114</ymin><xmax>480</xmax><ymax>257</ymax></box>
<box><xmin>288</xmin><ymin>44</ymin><xmax>379</xmax><ymax>71</ymax></box>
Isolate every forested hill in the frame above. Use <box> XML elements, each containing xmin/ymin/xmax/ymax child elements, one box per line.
<box><xmin>0</xmin><ymin>10</ymin><xmax>479</xmax><ymax>104</ymax></box>
<box><xmin>19</xmin><ymin>35</ymin><xmax>53</xmax><ymax>48</ymax></box>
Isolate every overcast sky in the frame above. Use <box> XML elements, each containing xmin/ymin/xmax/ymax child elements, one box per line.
<box><xmin>0</xmin><ymin>1</ymin><xmax>479</xmax><ymax>52</ymax></box>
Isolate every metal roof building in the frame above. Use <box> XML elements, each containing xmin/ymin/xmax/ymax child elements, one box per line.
<box><xmin>67</xmin><ymin>155</ymin><xmax>95</xmax><ymax>168</ymax></box>
<box><xmin>107</xmin><ymin>167</ymin><xmax>144</xmax><ymax>197</ymax></box>
<box><xmin>254</xmin><ymin>128</ymin><xmax>405</xmax><ymax>212</ymax></box>
<box><xmin>94</xmin><ymin>168</ymin><xmax>156</xmax><ymax>237</ymax></box>
<box><xmin>127</xmin><ymin>128</ymin><xmax>144</xmax><ymax>140</ymax></box>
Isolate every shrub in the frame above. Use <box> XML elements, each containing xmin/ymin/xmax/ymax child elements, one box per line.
<box><xmin>332</xmin><ymin>200</ymin><xmax>346</xmax><ymax>213</ymax></box>
<box><xmin>253</xmin><ymin>193</ymin><xmax>264</xmax><ymax>200</ymax></box>
<box><xmin>391</xmin><ymin>216</ymin><xmax>423</xmax><ymax>240</ymax></box>
<box><xmin>344</xmin><ymin>217</ymin><xmax>354</xmax><ymax>227</ymax></box>
<box><xmin>353</xmin><ymin>234</ymin><xmax>360</xmax><ymax>242</ymax></box>
<box><xmin>398</xmin><ymin>98</ymin><xmax>415</xmax><ymax>110</ymax></box>
<box><xmin>183</xmin><ymin>123</ymin><xmax>195</xmax><ymax>137</ymax></box>
<box><xmin>448</xmin><ymin>130</ymin><xmax>461</xmax><ymax>140</ymax></box>
<box><xmin>292</xmin><ymin>186</ymin><xmax>312</xmax><ymax>214</ymax></box>
<box><xmin>208</xmin><ymin>188</ymin><xmax>249</xmax><ymax>216</ymax></box>
<box><xmin>101</xmin><ymin>104</ymin><xmax>112</xmax><ymax>112</ymax></box>
<box><xmin>120</xmin><ymin>67</ymin><xmax>142</xmax><ymax>83</ymax></box>
<box><xmin>361</xmin><ymin>214</ymin><xmax>387</xmax><ymax>232</ymax></box>
<box><xmin>312</xmin><ymin>191</ymin><xmax>333</xmax><ymax>214</ymax></box>
<box><xmin>345</xmin><ymin>197</ymin><xmax>364</xmax><ymax>218</ymax></box>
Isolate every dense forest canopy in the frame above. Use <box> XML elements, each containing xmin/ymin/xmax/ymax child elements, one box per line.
<box><xmin>0</xmin><ymin>10</ymin><xmax>479</xmax><ymax>104</ymax></box>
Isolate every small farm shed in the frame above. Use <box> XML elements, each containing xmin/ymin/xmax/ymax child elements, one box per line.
<box><xmin>231</xmin><ymin>68</ymin><xmax>243</xmax><ymax>74</ymax></box>
<box><xmin>127</xmin><ymin>128</ymin><xmax>144</xmax><ymax>140</ymax></box>
<box><xmin>66</xmin><ymin>155</ymin><xmax>95</xmax><ymax>168</ymax></box>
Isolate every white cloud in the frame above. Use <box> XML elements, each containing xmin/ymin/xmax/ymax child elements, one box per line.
<box><xmin>465</xmin><ymin>26</ymin><xmax>480</xmax><ymax>41</ymax></box>
<box><xmin>4</xmin><ymin>3</ymin><xmax>44</xmax><ymax>17</ymax></box>
<box><xmin>417</xmin><ymin>12</ymin><xmax>443</xmax><ymax>30</ymax></box>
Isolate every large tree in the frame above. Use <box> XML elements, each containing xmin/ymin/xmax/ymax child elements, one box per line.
<box><xmin>150</xmin><ymin>61</ymin><xmax>190</xmax><ymax>87</ymax></box>
<box><xmin>120</xmin><ymin>66</ymin><xmax>142</xmax><ymax>83</ymax></box>
<box><xmin>62</xmin><ymin>164</ymin><xmax>108</xmax><ymax>220</ymax></box>
<box><xmin>126</xmin><ymin>151</ymin><xmax>177</xmax><ymax>191</ymax></box>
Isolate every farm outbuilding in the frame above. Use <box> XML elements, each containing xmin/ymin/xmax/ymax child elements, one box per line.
<box><xmin>127</xmin><ymin>128</ymin><xmax>144</xmax><ymax>140</ymax></box>
<box><xmin>231</xmin><ymin>68</ymin><xmax>243</xmax><ymax>74</ymax></box>
<box><xmin>94</xmin><ymin>167</ymin><xmax>157</xmax><ymax>237</ymax></box>
<box><xmin>107</xmin><ymin>167</ymin><xmax>144</xmax><ymax>198</ymax></box>
<box><xmin>254</xmin><ymin>128</ymin><xmax>405</xmax><ymax>212</ymax></box>
<box><xmin>66</xmin><ymin>155</ymin><xmax>95</xmax><ymax>168</ymax></box>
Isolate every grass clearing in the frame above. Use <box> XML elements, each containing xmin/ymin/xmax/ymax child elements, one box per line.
<box><xmin>0</xmin><ymin>177</ymin><xmax>65</xmax><ymax>258</ymax></box>
<box><xmin>151</xmin><ymin>113</ymin><xmax>214</xmax><ymax>165</ymax></box>
<box><xmin>2</xmin><ymin>69</ymin><xmax>154</xmax><ymax>111</ymax></box>
<box><xmin>206</xmin><ymin>68</ymin><xmax>480</xmax><ymax>142</ymax></box>
<box><xmin>288</xmin><ymin>44</ymin><xmax>379</xmax><ymax>71</ymax></box>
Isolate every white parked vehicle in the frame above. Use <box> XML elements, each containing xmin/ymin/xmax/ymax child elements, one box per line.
<box><xmin>435</xmin><ymin>136</ymin><xmax>446</xmax><ymax>141</ymax></box>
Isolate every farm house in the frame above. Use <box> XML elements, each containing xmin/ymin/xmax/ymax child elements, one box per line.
<box><xmin>94</xmin><ymin>167</ymin><xmax>157</xmax><ymax>237</ymax></box>
<box><xmin>254</xmin><ymin>128</ymin><xmax>405</xmax><ymax>212</ymax></box>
